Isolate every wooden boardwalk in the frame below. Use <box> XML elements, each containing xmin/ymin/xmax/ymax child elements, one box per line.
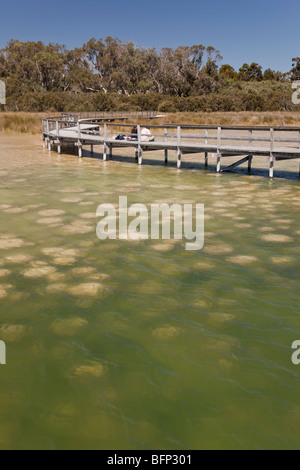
<box><xmin>42</xmin><ymin>113</ymin><xmax>300</xmax><ymax>178</ymax></box>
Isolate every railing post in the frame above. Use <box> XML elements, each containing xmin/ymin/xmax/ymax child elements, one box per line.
<box><xmin>270</xmin><ymin>128</ymin><xmax>274</xmax><ymax>153</ymax></box>
<box><xmin>248</xmin><ymin>129</ymin><xmax>253</xmax><ymax>147</ymax></box>
<box><xmin>217</xmin><ymin>126</ymin><xmax>222</xmax><ymax>150</ymax></box>
<box><xmin>204</xmin><ymin>128</ymin><xmax>208</xmax><ymax>146</ymax></box>
<box><xmin>77</xmin><ymin>121</ymin><xmax>80</xmax><ymax>140</ymax></box>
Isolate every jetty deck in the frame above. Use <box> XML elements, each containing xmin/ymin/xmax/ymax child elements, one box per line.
<box><xmin>42</xmin><ymin>113</ymin><xmax>300</xmax><ymax>178</ymax></box>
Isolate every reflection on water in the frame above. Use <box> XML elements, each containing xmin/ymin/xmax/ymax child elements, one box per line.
<box><xmin>0</xmin><ymin>134</ymin><xmax>300</xmax><ymax>449</ymax></box>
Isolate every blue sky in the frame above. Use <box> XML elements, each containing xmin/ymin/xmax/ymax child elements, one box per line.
<box><xmin>0</xmin><ymin>0</ymin><xmax>298</xmax><ymax>72</ymax></box>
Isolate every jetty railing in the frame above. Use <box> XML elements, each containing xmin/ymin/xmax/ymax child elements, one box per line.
<box><xmin>42</xmin><ymin>115</ymin><xmax>300</xmax><ymax>178</ymax></box>
<box><xmin>42</xmin><ymin>111</ymin><xmax>159</xmax><ymax>134</ymax></box>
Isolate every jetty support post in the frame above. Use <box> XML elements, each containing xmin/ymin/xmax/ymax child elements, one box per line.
<box><xmin>46</xmin><ymin>119</ymin><xmax>52</xmax><ymax>151</ymax></box>
<box><xmin>204</xmin><ymin>129</ymin><xmax>208</xmax><ymax>167</ymax></box>
<box><xmin>45</xmin><ymin>120</ymin><xmax>50</xmax><ymax>150</ymax></box>
<box><xmin>164</xmin><ymin>128</ymin><xmax>168</xmax><ymax>165</ymax></box>
<box><xmin>248</xmin><ymin>155</ymin><xmax>253</xmax><ymax>173</ymax></box>
<box><xmin>90</xmin><ymin>145</ymin><xmax>94</xmax><ymax>155</ymax></box>
<box><xmin>103</xmin><ymin>123</ymin><xmax>108</xmax><ymax>161</ymax></box>
<box><xmin>269</xmin><ymin>154</ymin><xmax>275</xmax><ymax>178</ymax></box>
<box><xmin>77</xmin><ymin>121</ymin><xmax>83</xmax><ymax>158</ymax></box>
<box><xmin>109</xmin><ymin>145</ymin><xmax>113</xmax><ymax>160</ymax></box>
<box><xmin>205</xmin><ymin>152</ymin><xmax>208</xmax><ymax>167</ymax></box>
<box><xmin>247</xmin><ymin>131</ymin><xmax>253</xmax><ymax>173</ymax></box>
<box><xmin>137</xmin><ymin>125</ymin><xmax>143</xmax><ymax>165</ymax></box>
<box><xmin>177</xmin><ymin>126</ymin><xmax>182</xmax><ymax>169</ymax></box>
<box><xmin>56</xmin><ymin>121</ymin><xmax>61</xmax><ymax>154</ymax></box>
<box><xmin>216</xmin><ymin>153</ymin><xmax>222</xmax><ymax>173</ymax></box>
<box><xmin>269</xmin><ymin>128</ymin><xmax>275</xmax><ymax>178</ymax></box>
<box><xmin>216</xmin><ymin>127</ymin><xmax>222</xmax><ymax>173</ymax></box>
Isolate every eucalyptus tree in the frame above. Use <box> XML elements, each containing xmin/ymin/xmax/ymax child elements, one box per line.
<box><xmin>238</xmin><ymin>63</ymin><xmax>263</xmax><ymax>81</ymax></box>
<box><xmin>291</xmin><ymin>58</ymin><xmax>300</xmax><ymax>81</ymax></box>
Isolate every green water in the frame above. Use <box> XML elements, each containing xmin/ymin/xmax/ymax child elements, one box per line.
<box><xmin>0</xmin><ymin>135</ymin><xmax>300</xmax><ymax>450</ymax></box>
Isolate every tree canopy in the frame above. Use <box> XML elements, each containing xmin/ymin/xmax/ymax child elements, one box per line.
<box><xmin>0</xmin><ymin>38</ymin><xmax>297</xmax><ymax>112</ymax></box>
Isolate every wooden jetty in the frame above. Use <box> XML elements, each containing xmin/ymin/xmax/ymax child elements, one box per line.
<box><xmin>42</xmin><ymin>113</ymin><xmax>300</xmax><ymax>178</ymax></box>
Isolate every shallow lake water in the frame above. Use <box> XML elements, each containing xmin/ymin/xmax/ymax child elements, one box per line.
<box><xmin>0</xmin><ymin>133</ymin><xmax>300</xmax><ymax>449</ymax></box>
